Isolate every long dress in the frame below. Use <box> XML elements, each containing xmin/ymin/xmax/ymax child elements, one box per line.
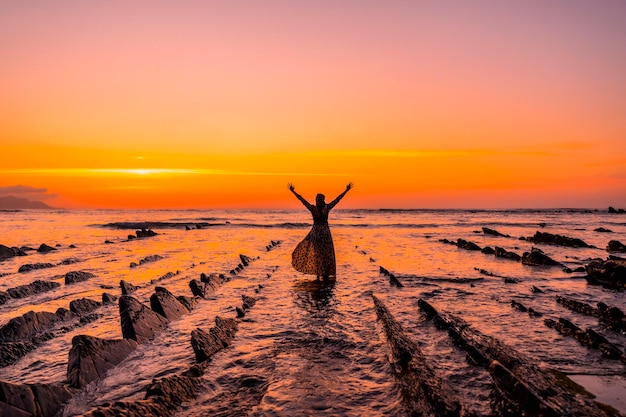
<box><xmin>291</xmin><ymin>205</ymin><xmax>336</xmax><ymax>278</ymax></box>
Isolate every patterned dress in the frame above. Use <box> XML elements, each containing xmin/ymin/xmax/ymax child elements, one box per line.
<box><xmin>292</xmin><ymin>205</ymin><xmax>336</xmax><ymax>278</ymax></box>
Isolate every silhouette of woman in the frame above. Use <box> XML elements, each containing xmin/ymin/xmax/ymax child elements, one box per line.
<box><xmin>288</xmin><ymin>183</ymin><xmax>353</xmax><ymax>280</ymax></box>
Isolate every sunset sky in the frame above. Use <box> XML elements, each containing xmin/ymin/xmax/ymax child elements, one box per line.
<box><xmin>1</xmin><ymin>1</ymin><xmax>625</xmax><ymax>209</ymax></box>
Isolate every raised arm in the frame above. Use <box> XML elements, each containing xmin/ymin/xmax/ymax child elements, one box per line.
<box><xmin>327</xmin><ymin>182</ymin><xmax>353</xmax><ymax>211</ymax></box>
<box><xmin>288</xmin><ymin>183</ymin><xmax>313</xmax><ymax>211</ymax></box>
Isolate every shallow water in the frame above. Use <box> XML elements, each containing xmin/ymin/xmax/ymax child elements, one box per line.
<box><xmin>0</xmin><ymin>208</ymin><xmax>625</xmax><ymax>416</ymax></box>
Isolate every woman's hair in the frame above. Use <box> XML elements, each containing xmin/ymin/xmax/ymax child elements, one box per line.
<box><xmin>315</xmin><ymin>193</ymin><xmax>325</xmax><ymax>205</ymax></box>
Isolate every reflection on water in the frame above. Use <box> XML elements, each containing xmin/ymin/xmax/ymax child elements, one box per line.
<box><xmin>0</xmin><ymin>209</ymin><xmax>624</xmax><ymax>416</ymax></box>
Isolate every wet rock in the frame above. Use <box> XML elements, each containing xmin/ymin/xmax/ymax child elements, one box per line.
<box><xmin>120</xmin><ymin>280</ymin><xmax>139</xmax><ymax>295</ymax></box>
<box><xmin>608</xmin><ymin>206</ymin><xmax>625</xmax><ymax>214</ymax></box>
<box><xmin>597</xmin><ymin>302</ymin><xmax>626</xmax><ymax>331</ymax></box>
<box><xmin>389</xmin><ymin>273</ymin><xmax>404</xmax><ymax>288</ymax></box>
<box><xmin>3</xmin><ymin>280</ymin><xmax>60</xmax><ymax>302</ymax></box>
<box><xmin>59</xmin><ymin>257</ymin><xmax>81</xmax><ymax>265</ymax></box>
<box><xmin>482</xmin><ymin>227</ymin><xmax>509</xmax><ymax>237</ymax></box>
<box><xmin>102</xmin><ymin>292</ymin><xmax>117</xmax><ymax>304</ymax></box>
<box><xmin>151</xmin><ymin>270</ymin><xmax>179</xmax><ymax>284</ymax></box>
<box><xmin>185</xmin><ymin>225</ymin><xmax>192</xmax><ymax>230</ymax></box>
<box><xmin>0</xmin><ymin>340</ymin><xmax>38</xmax><ymax>367</ymax></box>
<box><xmin>150</xmin><ymin>287</ymin><xmax>189</xmax><ymax>320</ymax></box>
<box><xmin>545</xmin><ymin>318</ymin><xmax>624</xmax><ymax>360</ymax></box>
<box><xmin>69</xmin><ymin>298</ymin><xmax>102</xmax><ymax>316</ymax></box>
<box><xmin>0</xmin><ymin>381</ymin><xmax>71</xmax><ymax>417</ymax></box>
<box><xmin>556</xmin><ymin>295</ymin><xmax>598</xmax><ymax>317</ymax></box>
<box><xmin>104</xmin><ymin>239</ymin><xmax>113</xmax><ymax>244</ymax></box>
<box><xmin>0</xmin><ymin>243</ymin><xmax>20</xmax><ymax>261</ymax></box>
<box><xmin>191</xmin><ymin>316</ymin><xmax>238</xmax><ymax>363</ymax></box>
<box><xmin>0</xmin><ymin>309</ymin><xmax>74</xmax><ymax>342</ymax></box>
<box><xmin>494</xmin><ymin>247</ymin><xmax>521</xmax><ymax>261</ymax></box>
<box><xmin>607</xmin><ymin>240</ymin><xmax>626</xmax><ymax>252</ymax></box>
<box><xmin>36</xmin><ymin>243</ymin><xmax>57</xmax><ymax>253</ymax></box>
<box><xmin>189</xmin><ymin>279</ymin><xmax>209</xmax><ymax>298</ymax></box>
<box><xmin>481</xmin><ymin>246</ymin><xmax>495</xmax><ymax>254</ymax></box>
<box><xmin>65</xmin><ymin>270</ymin><xmax>96</xmax><ymax>284</ymax></box>
<box><xmin>528</xmin><ymin>231</ymin><xmax>591</xmax><ymax>248</ymax></box>
<box><xmin>585</xmin><ymin>258</ymin><xmax>626</xmax><ymax>289</ymax></box>
<box><xmin>119</xmin><ymin>295</ymin><xmax>169</xmax><ymax>343</ymax></box>
<box><xmin>456</xmin><ymin>238</ymin><xmax>481</xmax><ymax>251</ymax></box>
<box><xmin>135</xmin><ymin>228</ymin><xmax>157</xmax><ymax>238</ymax></box>
<box><xmin>130</xmin><ymin>254</ymin><xmax>163</xmax><ymax>268</ymax></box>
<box><xmin>18</xmin><ymin>263</ymin><xmax>54</xmax><ymax>273</ymax></box>
<box><xmin>595</xmin><ymin>227</ymin><xmax>613</xmax><ymax>233</ymax></box>
<box><xmin>521</xmin><ymin>248</ymin><xmax>561</xmax><ymax>267</ymax></box>
<box><xmin>239</xmin><ymin>253</ymin><xmax>253</xmax><ymax>267</ymax></box>
<box><xmin>373</xmin><ymin>295</ymin><xmax>464</xmax><ymax>417</ymax></box>
<box><xmin>241</xmin><ymin>294</ymin><xmax>256</xmax><ymax>311</ymax></box>
<box><xmin>67</xmin><ymin>335</ymin><xmax>138</xmax><ymax>388</ymax></box>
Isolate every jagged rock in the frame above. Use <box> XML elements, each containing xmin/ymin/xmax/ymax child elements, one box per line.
<box><xmin>608</xmin><ymin>206</ymin><xmax>625</xmax><ymax>214</ymax></box>
<box><xmin>239</xmin><ymin>254</ymin><xmax>254</xmax><ymax>267</ymax></box>
<box><xmin>176</xmin><ymin>295</ymin><xmax>199</xmax><ymax>311</ymax></box>
<box><xmin>120</xmin><ymin>280</ymin><xmax>139</xmax><ymax>295</ymax></box>
<box><xmin>190</xmin><ymin>316</ymin><xmax>238</xmax><ymax>363</ymax></box>
<box><xmin>102</xmin><ymin>292</ymin><xmax>117</xmax><ymax>304</ymax></box>
<box><xmin>36</xmin><ymin>243</ymin><xmax>57</xmax><ymax>253</ymax></box>
<box><xmin>456</xmin><ymin>238</ymin><xmax>481</xmax><ymax>251</ymax></box>
<box><xmin>18</xmin><ymin>263</ymin><xmax>54</xmax><ymax>273</ymax></box>
<box><xmin>67</xmin><ymin>335</ymin><xmax>138</xmax><ymax>388</ymax></box>
<box><xmin>0</xmin><ymin>381</ymin><xmax>71</xmax><ymax>417</ymax></box>
<box><xmin>150</xmin><ymin>287</ymin><xmax>189</xmax><ymax>320</ymax></box>
<box><xmin>4</xmin><ymin>280</ymin><xmax>60</xmax><ymax>302</ymax></box>
<box><xmin>135</xmin><ymin>228</ymin><xmax>157</xmax><ymax>238</ymax></box>
<box><xmin>119</xmin><ymin>296</ymin><xmax>169</xmax><ymax>343</ymax></box>
<box><xmin>373</xmin><ymin>295</ymin><xmax>464</xmax><ymax>417</ymax></box>
<box><xmin>607</xmin><ymin>240</ymin><xmax>626</xmax><ymax>252</ymax></box>
<box><xmin>522</xmin><ymin>248</ymin><xmax>561</xmax><ymax>266</ymax></box>
<box><xmin>0</xmin><ymin>291</ymin><xmax>9</xmax><ymax>305</ymax></box>
<box><xmin>151</xmin><ymin>271</ymin><xmax>178</xmax><ymax>284</ymax></box>
<box><xmin>130</xmin><ymin>254</ymin><xmax>163</xmax><ymax>268</ymax></box>
<box><xmin>482</xmin><ymin>227</ymin><xmax>509</xmax><ymax>237</ymax></box>
<box><xmin>494</xmin><ymin>246</ymin><xmax>521</xmax><ymax>261</ymax></box>
<box><xmin>0</xmin><ymin>243</ymin><xmax>20</xmax><ymax>261</ymax></box>
<box><xmin>65</xmin><ymin>270</ymin><xmax>95</xmax><ymax>284</ymax></box>
<box><xmin>0</xmin><ymin>308</ymin><xmax>74</xmax><ymax>342</ymax></box>
<box><xmin>389</xmin><ymin>273</ymin><xmax>404</xmax><ymax>288</ymax></box>
<box><xmin>597</xmin><ymin>302</ymin><xmax>626</xmax><ymax>331</ymax></box>
<box><xmin>0</xmin><ymin>340</ymin><xmax>38</xmax><ymax>367</ymax></box>
<box><xmin>585</xmin><ymin>258</ymin><xmax>626</xmax><ymax>289</ymax></box>
<box><xmin>69</xmin><ymin>298</ymin><xmax>102</xmax><ymax>316</ymax></box>
<box><xmin>529</xmin><ymin>231</ymin><xmax>591</xmax><ymax>248</ymax></box>
<box><xmin>556</xmin><ymin>296</ymin><xmax>598</xmax><ymax>317</ymax></box>
<box><xmin>241</xmin><ymin>295</ymin><xmax>256</xmax><ymax>310</ymax></box>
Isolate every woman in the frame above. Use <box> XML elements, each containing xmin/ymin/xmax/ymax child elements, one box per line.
<box><xmin>288</xmin><ymin>182</ymin><xmax>353</xmax><ymax>280</ymax></box>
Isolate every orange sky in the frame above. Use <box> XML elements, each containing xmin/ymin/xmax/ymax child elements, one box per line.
<box><xmin>1</xmin><ymin>1</ymin><xmax>625</xmax><ymax>209</ymax></box>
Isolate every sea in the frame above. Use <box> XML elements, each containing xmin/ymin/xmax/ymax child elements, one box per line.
<box><xmin>0</xmin><ymin>208</ymin><xmax>625</xmax><ymax>416</ymax></box>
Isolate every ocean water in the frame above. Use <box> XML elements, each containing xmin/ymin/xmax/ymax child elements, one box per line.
<box><xmin>0</xmin><ymin>208</ymin><xmax>625</xmax><ymax>416</ymax></box>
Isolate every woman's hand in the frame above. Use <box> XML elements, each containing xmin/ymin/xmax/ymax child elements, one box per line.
<box><xmin>287</xmin><ymin>183</ymin><xmax>295</xmax><ymax>192</ymax></box>
<box><xmin>346</xmin><ymin>182</ymin><xmax>353</xmax><ymax>191</ymax></box>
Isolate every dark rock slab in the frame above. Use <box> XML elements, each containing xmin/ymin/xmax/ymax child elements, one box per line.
<box><xmin>69</xmin><ymin>298</ymin><xmax>102</xmax><ymax>316</ymax></box>
<box><xmin>130</xmin><ymin>254</ymin><xmax>162</xmax><ymax>268</ymax></box>
<box><xmin>494</xmin><ymin>247</ymin><xmax>521</xmax><ymax>261</ymax></box>
<box><xmin>177</xmin><ymin>295</ymin><xmax>199</xmax><ymax>311</ymax></box>
<box><xmin>67</xmin><ymin>335</ymin><xmax>138</xmax><ymax>388</ymax></box>
<box><xmin>0</xmin><ymin>309</ymin><xmax>74</xmax><ymax>342</ymax></box>
<box><xmin>373</xmin><ymin>295</ymin><xmax>464</xmax><ymax>417</ymax></box>
<box><xmin>150</xmin><ymin>287</ymin><xmax>189</xmax><ymax>320</ymax></box>
<box><xmin>528</xmin><ymin>231</ymin><xmax>591</xmax><ymax>248</ymax></box>
<box><xmin>0</xmin><ymin>340</ymin><xmax>38</xmax><ymax>367</ymax></box>
<box><xmin>417</xmin><ymin>299</ymin><xmax>612</xmax><ymax>417</ymax></box>
<box><xmin>2</xmin><ymin>280</ymin><xmax>60</xmax><ymax>303</ymax></box>
<box><xmin>135</xmin><ymin>228</ymin><xmax>158</xmax><ymax>238</ymax></box>
<box><xmin>481</xmin><ymin>246</ymin><xmax>495</xmax><ymax>254</ymax></box>
<box><xmin>0</xmin><ymin>381</ymin><xmax>71</xmax><ymax>417</ymax></box>
<box><xmin>65</xmin><ymin>270</ymin><xmax>95</xmax><ymax>284</ymax></box>
<box><xmin>607</xmin><ymin>240</ymin><xmax>626</xmax><ymax>252</ymax></box>
<box><xmin>102</xmin><ymin>292</ymin><xmax>117</xmax><ymax>304</ymax></box>
<box><xmin>0</xmin><ymin>244</ymin><xmax>20</xmax><ymax>261</ymax></box>
<box><xmin>521</xmin><ymin>248</ymin><xmax>561</xmax><ymax>267</ymax></box>
<box><xmin>544</xmin><ymin>318</ymin><xmax>624</xmax><ymax>360</ymax></box>
<box><xmin>119</xmin><ymin>295</ymin><xmax>169</xmax><ymax>343</ymax></box>
<box><xmin>120</xmin><ymin>279</ymin><xmax>139</xmax><ymax>295</ymax></box>
<box><xmin>18</xmin><ymin>263</ymin><xmax>54</xmax><ymax>273</ymax></box>
<box><xmin>36</xmin><ymin>243</ymin><xmax>57</xmax><ymax>253</ymax></box>
<box><xmin>456</xmin><ymin>238</ymin><xmax>481</xmax><ymax>251</ymax></box>
<box><xmin>482</xmin><ymin>227</ymin><xmax>510</xmax><ymax>237</ymax></box>
<box><xmin>191</xmin><ymin>316</ymin><xmax>238</xmax><ymax>363</ymax></box>
<box><xmin>556</xmin><ymin>295</ymin><xmax>598</xmax><ymax>317</ymax></box>
<box><xmin>597</xmin><ymin>302</ymin><xmax>626</xmax><ymax>332</ymax></box>
<box><xmin>595</xmin><ymin>227</ymin><xmax>613</xmax><ymax>233</ymax></box>
<box><xmin>608</xmin><ymin>206</ymin><xmax>625</xmax><ymax>214</ymax></box>
<box><xmin>585</xmin><ymin>258</ymin><xmax>626</xmax><ymax>289</ymax></box>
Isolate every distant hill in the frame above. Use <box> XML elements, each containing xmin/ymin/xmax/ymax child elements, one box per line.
<box><xmin>0</xmin><ymin>195</ymin><xmax>54</xmax><ymax>209</ymax></box>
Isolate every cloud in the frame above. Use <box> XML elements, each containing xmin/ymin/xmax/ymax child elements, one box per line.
<box><xmin>0</xmin><ymin>184</ymin><xmax>58</xmax><ymax>200</ymax></box>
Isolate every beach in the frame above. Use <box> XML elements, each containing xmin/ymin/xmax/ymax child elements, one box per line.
<box><xmin>1</xmin><ymin>208</ymin><xmax>625</xmax><ymax>416</ymax></box>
